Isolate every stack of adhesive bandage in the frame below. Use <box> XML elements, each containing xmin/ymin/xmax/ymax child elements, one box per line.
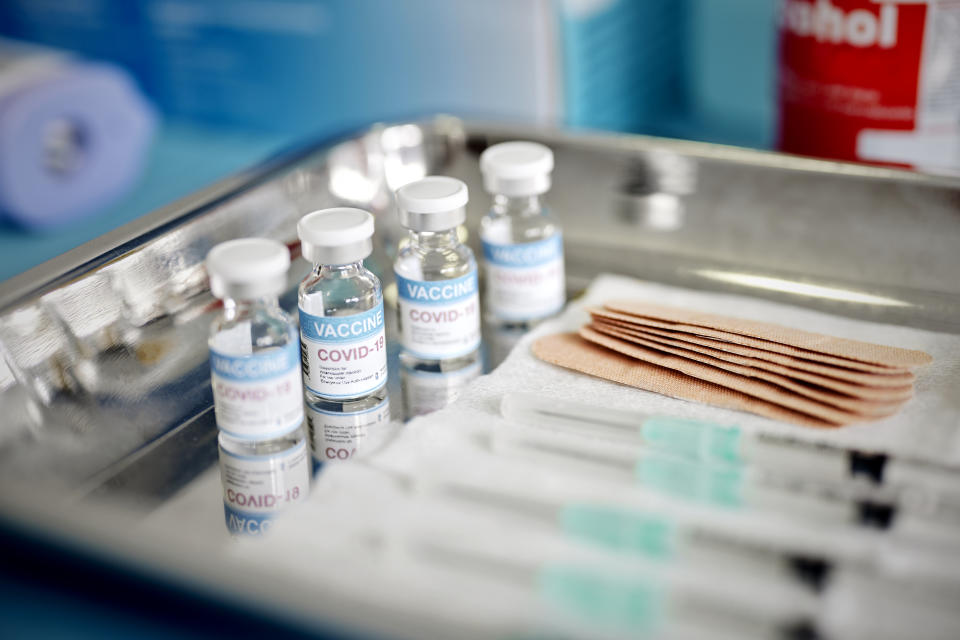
<box><xmin>533</xmin><ymin>301</ymin><xmax>933</xmax><ymax>428</ymax></box>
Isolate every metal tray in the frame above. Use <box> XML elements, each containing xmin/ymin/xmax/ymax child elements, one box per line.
<box><xmin>1</xmin><ymin>117</ymin><xmax>959</xmax><ymax>637</ymax></box>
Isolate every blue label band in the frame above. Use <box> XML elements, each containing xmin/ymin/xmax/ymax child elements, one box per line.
<box><xmin>395</xmin><ymin>270</ymin><xmax>478</xmax><ymax>306</ymax></box>
<box><xmin>300</xmin><ymin>302</ymin><xmax>385</xmax><ymax>342</ymax></box>
<box><xmin>210</xmin><ymin>339</ymin><xmax>300</xmax><ymax>382</ymax></box>
<box><xmin>224</xmin><ymin>504</ymin><xmax>274</xmax><ymax>535</ymax></box>
<box><xmin>482</xmin><ymin>233</ymin><xmax>563</xmax><ymax>267</ymax></box>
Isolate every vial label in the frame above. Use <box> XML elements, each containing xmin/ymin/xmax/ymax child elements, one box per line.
<box><xmin>209</xmin><ymin>337</ymin><xmax>304</xmax><ymax>439</ymax></box>
<box><xmin>299</xmin><ymin>303</ymin><xmax>387</xmax><ymax>399</ymax></box>
<box><xmin>482</xmin><ymin>233</ymin><xmax>565</xmax><ymax>320</ymax></box>
<box><xmin>307</xmin><ymin>398</ymin><xmax>392</xmax><ymax>465</ymax></box>
<box><xmin>396</xmin><ymin>270</ymin><xmax>481</xmax><ymax>359</ymax></box>
<box><xmin>220</xmin><ymin>440</ymin><xmax>310</xmax><ymax>536</ymax></box>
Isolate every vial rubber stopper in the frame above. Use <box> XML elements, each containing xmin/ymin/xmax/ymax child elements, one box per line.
<box><xmin>298</xmin><ymin>207</ymin><xmax>375</xmax><ymax>265</ymax></box>
<box><xmin>206</xmin><ymin>237</ymin><xmax>290</xmax><ymax>300</ymax></box>
<box><xmin>480</xmin><ymin>141</ymin><xmax>554</xmax><ymax>197</ymax></box>
<box><xmin>396</xmin><ymin>176</ymin><xmax>468</xmax><ymax>231</ymax></box>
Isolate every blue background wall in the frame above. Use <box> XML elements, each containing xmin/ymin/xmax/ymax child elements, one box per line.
<box><xmin>0</xmin><ymin>0</ymin><xmax>779</xmax><ymax>279</ymax></box>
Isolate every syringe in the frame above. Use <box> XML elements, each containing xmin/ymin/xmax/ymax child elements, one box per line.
<box><xmin>492</xmin><ymin>409</ymin><xmax>960</xmax><ymax>553</ymax></box>
<box><xmin>314</xmin><ymin>463</ymin><xmax>825</xmax><ymax>640</ymax></box>
<box><xmin>343</xmin><ymin>462</ymin><xmax>960</xmax><ymax>639</ymax></box>
<box><xmin>501</xmin><ymin>392</ymin><xmax>960</xmax><ymax>523</ymax></box>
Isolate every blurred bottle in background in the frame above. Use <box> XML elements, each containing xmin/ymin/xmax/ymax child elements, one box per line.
<box><xmin>0</xmin><ymin>38</ymin><xmax>155</xmax><ymax>229</ymax></box>
<box><xmin>0</xmin><ymin>0</ymin><xmax>775</xmax><ymax>168</ymax></box>
<box><xmin>0</xmin><ymin>0</ymin><xmax>757</xmax><ymax>144</ymax></box>
<box><xmin>684</xmin><ymin>0</ymin><xmax>779</xmax><ymax>148</ymax></box>
<box><xmin>777</xmin><ymin>0</ymin><xmax>960</xmax><ymax>173</ymax></box>
<box><xmin>558</xmin><ymin>0</ymin><xmax>687</xmax><ymax>135</ymax></box>
<box><xmin>0</xmin><ymin>0</ymin><xmax>954</xmax><ymax>248</ymax></box>
<box><xmin>0</xmin><ymin>0</ymin><xmax>558</xmax><ymax>136</ymax></box>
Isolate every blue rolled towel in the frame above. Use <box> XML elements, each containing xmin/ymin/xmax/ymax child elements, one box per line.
<box><xmin>0</xmin><ymin>40</ymin><xmax>156</xmax><ymax>229</ymax></box>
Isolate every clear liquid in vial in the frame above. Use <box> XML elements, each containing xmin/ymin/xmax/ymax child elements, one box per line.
<box><xmin>394</xmin><ymin>228</ymin><xmax>481</xmax><ymax>374</ymax></box>
<box><xmin>299</xmin><ymin>262</ymin><xmax>389</xmax><ymax>412</ymax></box>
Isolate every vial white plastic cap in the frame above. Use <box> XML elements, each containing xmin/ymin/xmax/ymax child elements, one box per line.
<box><xmin>298</xmin><ymin>208</ymin><xmax>375</xmax><ymax>265</ymax></box>
<box><xmin>206</xmin><ymin>238</ymin><xmax>290</xmax><ymax>300</ymax></box>
<box><xmin>396</xmin><ymin>176</ymin><xmax>468</xmax><ymax>231</ymax></box>
<box><xmin>480</xmin><ymin>141</ymin><xmax>554</xmax><ymax>197</ymax></box>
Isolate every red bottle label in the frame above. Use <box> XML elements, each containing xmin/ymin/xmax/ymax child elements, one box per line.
<box><xmin>777</xmin><ymin>0</ymin><xmax>959</xmax><ymax>170</ymax></box>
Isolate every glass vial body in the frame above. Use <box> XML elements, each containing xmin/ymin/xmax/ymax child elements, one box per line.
<box><xmin>297</xmin><ymin>207</ymin><xmax>389</xmax><ymax>468</ymax></box>
<box><xmin>306</xmin><ymin>396</ymin><xmax>392</xmax><ymax>471</ymax></box>
<box><xmin>209</xmin><ymin>296</ymin><xmax>305</xmax><ymax>441</ymax></box>
<box><xmin>299</xmin><ymin>261</ymin><xmax>390</xmax><ymax>469</ymax></box>
<box><xmin>394</xmin><ymin>227</ymin><xmax>481</xmax><ymax>372</ymax></box>
<box><xmin>299</xmin><ymin>260</ymin><xmax>388</xmax><ymax>406</ymax></box>
<box><xmin>218</xmin><ymin>427</ymin><xmax>310</xmax><ymax>536</ymax></box>
<box><xmin>209</xmin><ymin>295</ymin><xmax>310</xmax><ymax>536</ymax></box>
<box><xmin>479</xmin><ymin>141</ymin><xmax>564</xmax><ymax>329</ymax></box>
<box><xmin>480</xmin><ymin>194</ymin><xmax>565</xmax><ymax>328</ymax></box>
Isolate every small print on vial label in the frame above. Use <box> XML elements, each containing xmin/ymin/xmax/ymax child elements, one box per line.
<box><xmin>483</xmin><ymin>233</ymin><xmax>564</xmax><ymax>321</ymax></box>
<box><xmin>307</xmin><ymin>398</ymin><xmax>392</xmax><ymax>468</ymax></box>
<box><xmin>220</xmin><ymin>440</ymin><xmax>310</xmax><ymax>536</ymax></box>
<box><xmin>396</xmin><ymin>270</ymin><xmax>480</xmax><ymax>360</ymax></box>
<box><xmin>210</xmin><ymin>338</ymin><xmax>304</xmax><ymax>439</ymax></box>
<box><xmin>299</xmin><ymin>303</ymin><xmax>388</xmax><ymax>399</ymax></box>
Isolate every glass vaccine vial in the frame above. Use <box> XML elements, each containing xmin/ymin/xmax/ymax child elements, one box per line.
<box><xmin>206</xmin><ymin>238</ymin><xmax>310</xmax><ymax>535</ymax></box>
<box><xmin>297</xmin><ymin>208</ymin><xmax>389</xmax><ymax>468</ymax></box>
<box><xmin>394</xmin><ymin>176</ymin><xmax>481</xmax><ymax>372</ymax></box>
<box><xmin>479</xmin><ymin>142</ymin><xmax>564</xmax><ymax>329</ymax></box>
